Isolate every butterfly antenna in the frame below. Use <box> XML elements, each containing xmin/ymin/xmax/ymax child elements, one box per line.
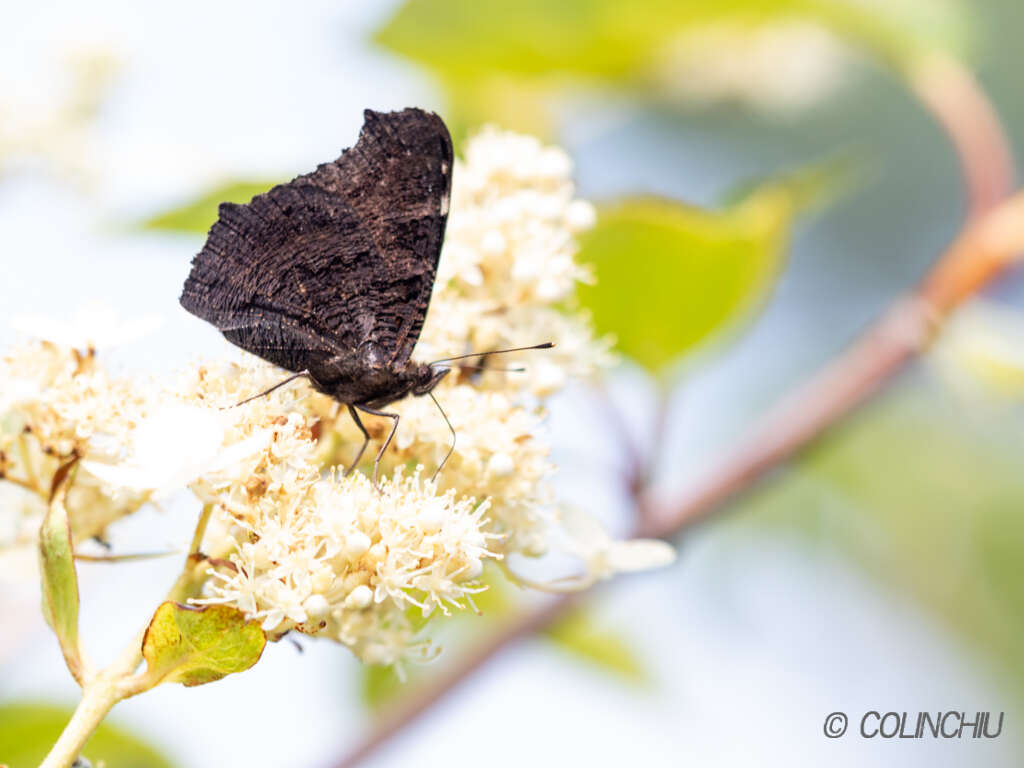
<box><xmin>430</xmin><ymin>342</ymin><xmax>553</xmax><ymax>366</ymax></box>
<box><xmin>428</xmin><ymin>391</ymin><xmax>456</xmax><ymax>482</ymax></box>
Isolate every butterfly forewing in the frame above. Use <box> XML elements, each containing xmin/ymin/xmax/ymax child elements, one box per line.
<box><xmin>180</xmin><ymin>108</ymin><xmax>453</xmax><ymax>379</ymax></box>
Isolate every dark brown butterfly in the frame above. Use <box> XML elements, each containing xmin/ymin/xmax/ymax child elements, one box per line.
<box><xmin>180</xmin><ymin>108</ymin><xmax>548</xmax><ymax>487</ymax></box>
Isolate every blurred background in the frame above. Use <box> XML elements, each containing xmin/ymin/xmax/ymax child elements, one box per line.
<box><xmin>3</xmin><ymin>0</ymin><xmax>1024</xmax><ymax>766</ymax></box>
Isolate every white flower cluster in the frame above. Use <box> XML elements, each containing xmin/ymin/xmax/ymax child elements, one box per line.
<box><xmin>0</xmin><ymin>128</ymin><xmax>673</xmax><ymax>669</ymax></box>
<box><xmin>420</xmin><ymin>127</ymin><xmax>612</xmax><ymax>396</ymax></box>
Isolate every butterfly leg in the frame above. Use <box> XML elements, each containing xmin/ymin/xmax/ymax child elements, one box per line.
<box><xmin>343</xmin><ymin>405</ymin><xmax>371</xmax><ymax>477</ymax></box>
<box><xmin>229</xmin><ymin>370</ymin><xmax>311</xmax><ymax>408</ymax></box>
<box><xmin>354</xmin><ymin>404</ymin><xmax>400</xmax><ymax>492</ymax></box>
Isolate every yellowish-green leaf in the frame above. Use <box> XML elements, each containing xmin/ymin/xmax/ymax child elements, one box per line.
<box><xmin>576</xmin><ymin>188</ymin><xmax>791</xmax><ymax>372</ymax></box>
<box><xmin>141</xmin><ymin>602</ymin><xmax>265</xmax><ymax>687</ymax></box>
<box><xmin>721</xmin><ymin>151</ymin><xmax>862</xmax><ymax>212</ymax></box>
<box><xmin>466</xmin><ymin>561</ymin><xmax>514</xmax><ymax>616</ymax></box>
<box><xmin>38</xmin><ymin>463</ymin><xmax>83</xmax><ymax>682</ymax></box>
<box><xmin>375</xmin><ymin>0</ymin><xmax>974</xmax><ymax>117</ymax></box>
<box><xmin>545</xmin><ymin>608</ymin><xmax>647</xmax><ymax>682</ymax></box>
<box><xmin>0</xmin><ymin>702</ymin><xmax>174</xmax><ymax>768</ymax></box>
<box><xmin>140</xmin><ymin>180</ymin><xmax>279</xmax><ymax>234</ymax></box>
<box><xmin>359</xmin><ymin>664</ymin><xmax>412</xmax><ymax>713</ymax></box>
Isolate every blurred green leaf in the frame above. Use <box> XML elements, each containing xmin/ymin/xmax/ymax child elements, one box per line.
<box><xmin>739</xmin><ymin>375</ymin><xmax>1024</xmax><ymax>698</ymax></box>
<box><xmin>38</xmin><ymin>463</ymin><xmax>83</xmax><ymax>683</ymax></box>
<box><xmin>140</xmin><ymin>180</ymin><xmax>279</xmax><ymax>234</ymax></box>
<box><xmin>376</xmin><ymin>0</ymin><xmax>975</xmax><ymax>130</ymax></box>
<box><xmin>141</xmin><ymin>602</ymin><xmax>265</xmax><ymax>687</ymax></box>
<box><xmin>720</xmin><ymin>151</ymin><xmax>864</xmax><ymax>212</ymax></box>
<box><xmin>359</xmin><ymin>664</ymin><xmax>411</xmax><ymax>713</ymax></box>
<box><xmin>576</xmin><ymin>187</ymin><xmax>791</xmax><ymax>372</ymax></box>
<box><xmin>545</xmin><ymin>608</ymin><xmax>647</xmax><ymax>682</ymax></box>
<box><xmin>466</xmin><ymin>562</ymin><xmax>515</xmax><ymax>616</ymax></box>
<box><xmin>0</xmin><ymin>702</ymin><xmax>174</xmax><ymax>768</ymax></box>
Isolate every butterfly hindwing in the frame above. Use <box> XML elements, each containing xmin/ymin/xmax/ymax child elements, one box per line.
<box><xmin>180</xmin><ymin>108</ymin><xmax>453</xmax><ymax>374</ymax></box>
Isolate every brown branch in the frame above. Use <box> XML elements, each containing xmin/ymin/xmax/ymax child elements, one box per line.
<box><xmin>908</xmin><ymin>51</ymin><xmax>1015</xmax><ymax>218</ymax></box>
<box><xmin>327</xmin><ymin>55</ymin><xmax>1017</xmax><ymax>768</ymax></box>
<box><xmin>334</xmin><ymin>594</ymin><xmax>579</xmax><ymax>768</ymax></box>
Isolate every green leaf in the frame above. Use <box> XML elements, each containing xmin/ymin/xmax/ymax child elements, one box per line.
<box><xmin>465</xmin><ymin>561</ymin><xmax>514</xmax><ymax>616</ymax></box>
<box><xmin>375</xmin><ymin>0</ymin><xmax>975</xmax><ymax>123</ymax></box>
<box><xmin>140</xmin><ymin>180</ymin><xmax>279</xmax><ymax>234</ymax></box>
<box><xmin>719</xmin><ymin>151</ymin><xmax>863</xmax><ymax>212</ymax></box>
<box><xmin>38</xmin><ymin>462</ymin><xmax>83</xmax><ymax>682</ymax></box>
<box><xmin>545</xmin><ymin>608</ymin><xmax>647</xmax><ymax>682</ymax></box>
<box><xmin>576</xmin><ymin>188</ymin><xmax>791</xmax><ymax>372</ymax></box>
<box><xmin>0</xmin><ymin>702</ymin><xmax>174</xmax><ymax>768</ymax></box>
<box><xmin>359</xmin><ymin>664</ymin><xmax>410</xmax><ymax>713</ymax></box>
<box><xmin>141</xmin><ymin>602</ymin><xmax>266</xmax><ymax>687</ymax></box>
<box><xmin>737</xmin><ymin>376</ymin><xmax>1024</xmax><ymax>700</ymax></box>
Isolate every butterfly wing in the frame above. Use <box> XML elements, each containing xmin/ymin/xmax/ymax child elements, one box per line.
<box><xmin>180</xmin><ymin>108</ymin><xmax>453</xmax><ymax>375</ymax></box>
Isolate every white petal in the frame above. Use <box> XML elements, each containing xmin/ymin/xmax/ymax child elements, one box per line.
<box><xmin>559</xmin><ymin>507</ymin><xmax>612</xmax><ymax>555</ymax></box>
<box><xmin>0</xmin><ymin>377</ymin><xmax>41</xmax><ymax>414</ymax></box>
<box><xmin>607</xmin><ymin>539</ymin><xmax>676</xmax><ymax>573</ymax></box>
<box><xmin>205</xmin><ymin>428</ymin><xmax>273</xmax><ymax>474</ymax></box>
<box><xmin>79</xmin><ymin>460</ymin><xmax>163</xmax><ymax>493</ymax></box>
<box><xmin>132</xmin><ymin>405</ymin><xmax>226</xmax><ymax>469</ymax></box>
<box><xmin>81</xmin><ymin>404</ymin><xmax>228</xmax><ymax>496</ymax></box>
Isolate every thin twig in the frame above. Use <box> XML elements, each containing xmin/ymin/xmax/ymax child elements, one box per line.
<box><xmin>333</xmin><ymin>595</ymin><xmax>579</xmax><ymax>768</ymax></box>
<box><xmin>73</xmin><ymin>550</ymin><xmax>180</xmax><ymax>563</ymax></box>
<box><xmin>327</xmin><ymin>54</ymin><xmax>1016</xmax><ymax>768</ymax></box>
<box><xmin>592</xmin><ymin>384</ymin><xmax>644</xmax><ymax>489</ymax></box>
<box><xmin>908</xmin><ymin>51</ymin><xmax>1015</xmax><ymax>217</ymax></box>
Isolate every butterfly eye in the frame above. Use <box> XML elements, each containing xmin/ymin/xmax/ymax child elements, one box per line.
<box><xmin>414</xmin><ymin>367</ymin><xmax>449</xmax><ymax>396</ymax></box>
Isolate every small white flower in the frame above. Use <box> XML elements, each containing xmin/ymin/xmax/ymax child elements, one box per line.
<box><xmin>0</xmin><ymin>375</ymin><xmax>41</xmax><ymax>416</ymax></box>
<box><xmin>302</xmin><ymin>594</ymin><xmax>331</xmax><ymax>622</ymax></box>
<box><xmin>343</xmin><ymin>531</ymin><xmax>372</xmax><ymax>559</ymax></box>
<box><xmin>345</xmin><ymin>585</ymin><xmax>373</xmax><ymax>609</ymax></box>
<box><xmin>487</xmin><ymin>452</ymin><xmax>516</xmax><ymax>478</ymax></box>
<box><xmin>564</xmin><ymin>199</ymin><xmax>597</xmax><ymax>233</ymax></box>
<box><xmin>559</xmin><ymin>508</ymin><xmax>676</xmax><ymax>587</ymax></box>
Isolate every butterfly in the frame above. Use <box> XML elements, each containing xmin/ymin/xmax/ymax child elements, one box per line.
<box><xmin>180</xmin><ymin>108</ymin><xmax>547</xmax><ymax>487</ymax></box>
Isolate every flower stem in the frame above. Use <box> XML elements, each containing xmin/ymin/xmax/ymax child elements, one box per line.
<box><xmin>188</xmin><ymin>503</ymin><xmax>214</xmax><ymax>555</ymax></box>
<box><xmin>39</xmin><ymin>507</ymin><xmax>217</xmax><ymax>767</ymax></box>
<box><xmin>39</xmin><ymin>679</ymin><xmax>122</xmax><ymax>768</ymax></box>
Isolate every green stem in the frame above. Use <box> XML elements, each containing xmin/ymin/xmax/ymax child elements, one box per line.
<box><xmin>189</xmin><ymin>503</ymin><xmax>214</xmax><ymax>555</ymax></box>
<box><xmin>38</xmin><ymin>680</ymin><xmax>122</xmax><ymax>768</ymax></box>
<box><xmin>39</xmin><ymin>507</ymin><xmax>218</xmax><ymax>767</ymax></box>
